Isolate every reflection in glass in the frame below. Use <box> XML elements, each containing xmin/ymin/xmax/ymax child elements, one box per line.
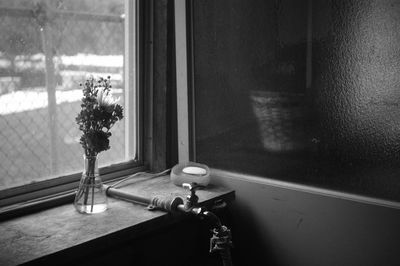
<box><xmin>192</xmin><ymin>0</ymin><xmax>400</xmax><ymax>201</ymax></box>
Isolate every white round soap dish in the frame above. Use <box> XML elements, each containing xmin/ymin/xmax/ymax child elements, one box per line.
<box><xmin>170</xmin><ymin>162</ymin><xmax>210</xmax><ymax>187</ymax></box>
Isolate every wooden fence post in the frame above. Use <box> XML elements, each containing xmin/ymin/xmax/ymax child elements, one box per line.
<box><xmin>38</xmin><ymin>2</ymin><xmax>59</xmax><ymax>175</ymax></box>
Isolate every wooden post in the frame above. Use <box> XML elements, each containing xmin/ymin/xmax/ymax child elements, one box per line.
<box><xmin>174</xmin><ymin>0</ymin><xmax>190</xmax><ymax>164</ymax></box>
<box><xmin>39</xmin><ymin>2</ymin><xmax>58</xmax><ymax>175</ymax></box>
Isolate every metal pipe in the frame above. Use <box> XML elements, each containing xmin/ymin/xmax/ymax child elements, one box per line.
<box><xmin>104</xmin><ymin>185</ymin><xmax>151</xmax><ymax>206</ymax></box>
<box><xmin>104</xmin><ymin>184</ymin><xmax>234</xmax><ymax>265</ymax></box>
<box><xmin>104</xmin><ymin>185</ymin><xmax>184</xmax><ymax>212</ymax></box>
<box><xmin>219</xmin><ymin>249</ymin><xmax>233</xmax><ymax>266</ymax></box>
<box><xmin>202</xmin><ymin>211</ymin><xmax>222</xmax><ymax>228</ymax></box>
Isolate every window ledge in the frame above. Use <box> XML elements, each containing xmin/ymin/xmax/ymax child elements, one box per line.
<box><xmin>0</xmin><ymin>175</ymin><xmax>234</xmax><ymax>266</ymax></box>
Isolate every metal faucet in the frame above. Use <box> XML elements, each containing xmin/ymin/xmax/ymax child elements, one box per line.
<box><xmin>181</xmin><ymin>182</ymin><xmax>204</xmax><ymax>214</ymax></box>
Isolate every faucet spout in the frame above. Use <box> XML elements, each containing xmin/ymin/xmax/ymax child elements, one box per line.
<box><xmin>201</xmin><ymin>210</ymin><xmax>222</xmax><ymax>228</ymax></box>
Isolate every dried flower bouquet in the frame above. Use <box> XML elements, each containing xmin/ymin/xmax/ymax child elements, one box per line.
<box><xmin>74</xmin><ymin>76</ymin><xmax>123</xmax><ymax>213</ymax></box>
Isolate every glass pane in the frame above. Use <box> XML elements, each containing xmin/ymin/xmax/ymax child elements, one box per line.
<box><xmin>192</xmin><ymin>0</ymin><xmax>400</xmax><ymax>201</ymax></box>
<box><xmin>193</xmin><ymin>0</ymin><xmax>309</xmax><ymax>180</ymax></box>
<box><xmin>0</xmin><ymin>0</ymin><xmax>129</xmax><ymax>189</ymax></box>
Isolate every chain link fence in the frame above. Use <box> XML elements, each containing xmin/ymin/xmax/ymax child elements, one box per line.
<box><xmin>0</xmin><ymin>3</ymin><xmax>126</xmax><ymax>189</ymax></box>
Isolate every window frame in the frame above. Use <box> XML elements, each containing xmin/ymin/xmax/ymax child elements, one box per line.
<box><xmin>174</xmin><ymin>0</ymin><xmax>191</xmax><ymax>163</ymax></box>
<box><xmin>0</xmin><ymin>0</ymin><xmax>152</xmax><ymax>218</ymax></box>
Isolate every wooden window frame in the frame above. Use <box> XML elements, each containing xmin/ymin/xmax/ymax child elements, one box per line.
<box><xmin>174</xmin><ymin>0</ymin><xmax>191</xmax><ymax>163</ymax></box>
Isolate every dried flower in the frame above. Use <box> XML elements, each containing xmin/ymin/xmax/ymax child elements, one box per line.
<box><xmin>96</xmin><ymin>88</ymin><xmax>120</xmax><ymax>107</ymax></box>
<box><xmin>76</xmin><ymin>76</ymin><xmax>123</xmax><ymax>156</ymax></box>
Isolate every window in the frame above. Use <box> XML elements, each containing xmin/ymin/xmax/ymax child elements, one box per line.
<box><xmin>0</xmin><ymin>0</ymin><xmax>144</xmax><ymax>209</ymax></box>
<box><xmin>186</xmin><ymin>0</ymin><xmax>400</xmax><ymax>202</ymax></box>
<box><xmin>190</xmin><ymin>0</ymin><xmax>309</xmax><ymax>179</ymax></box>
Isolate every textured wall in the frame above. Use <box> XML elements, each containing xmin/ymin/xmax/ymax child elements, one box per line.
<box><xmin>313</xmin><ymin>0</ymin><xmax>400</xmax><ymax>165</ymax></box>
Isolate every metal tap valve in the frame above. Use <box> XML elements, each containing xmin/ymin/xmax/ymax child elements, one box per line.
<box><xmin>182</xmin><ymin>182</ymin><xmax>204</xmax><ymax>210</ymax></box>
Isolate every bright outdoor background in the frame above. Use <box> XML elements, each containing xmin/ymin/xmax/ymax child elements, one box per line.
<box><xmin>0</xmin><ymin>0</ymin><xmax>126</xmax><ymax>189</ymax></box>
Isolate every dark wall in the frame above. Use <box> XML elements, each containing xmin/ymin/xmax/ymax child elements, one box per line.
<box><xmin>27</xmin><ymin>219</ymin><xmax>222</xmax><ymax>266</ymax></box>
<box><xmin>212</xmin><ymin>171</ymin><xmax>400</xmax><ymax>266</ymax></box>
<box><xmin>193</xmin><ymin>0</ymin><xmax>400</xmax><ymax>201</ymax></box>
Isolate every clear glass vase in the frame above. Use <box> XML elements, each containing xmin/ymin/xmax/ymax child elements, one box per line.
<box><xmin>74</xmin><ymin>155</ymin><xmax>108</xmax><ymax>214</ymax></box>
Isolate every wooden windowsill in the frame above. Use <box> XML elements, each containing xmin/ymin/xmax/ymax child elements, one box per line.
<box><xmin>0</xmin><ymin>175</ymin><xmax>234</xmax><ymax>266</ymax></box>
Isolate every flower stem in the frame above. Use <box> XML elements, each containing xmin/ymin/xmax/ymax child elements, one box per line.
<box><xmin>91</xmin><ymin>177</ymin><xmax>95</xmax><ymax>212</ymax></box>
<box><xmin>83</xmin><ymin>176</ymin><xmax>90</xmax><ymax>208</ymax></box>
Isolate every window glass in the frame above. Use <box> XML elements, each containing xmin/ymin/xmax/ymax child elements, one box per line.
<box><xmin>193</xmin><ymin>0</ymin><xmax>308</xmax><ymax>179</ymax></box>
<box><xmin>0</xmin><ymin>0</ymin><xmax>130</xmax><ymax>190</ymax></box>
<box><xmin>192</xmin><ymin>0</ymin><xmax>400</xmax><ymax>201</ymax></box>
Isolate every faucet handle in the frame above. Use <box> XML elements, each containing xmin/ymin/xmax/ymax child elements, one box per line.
<box><xmin>182</xmin><ymin>182</ymin><xmax>204</xmax><ymax>208</ymax></box>
<box><xmin>182</xmin><ymin>182</ymin><xmax>204</xmax><ymax>192</ymax></box>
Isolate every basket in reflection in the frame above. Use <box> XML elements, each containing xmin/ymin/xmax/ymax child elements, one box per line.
<box><xmin>250</xmin><ymin>90</ymin><xmax>307</xmax><ymax>152</ymax></box>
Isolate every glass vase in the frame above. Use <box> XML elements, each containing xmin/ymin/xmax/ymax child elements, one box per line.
<box><xmin>74</xmin><ymin>155</ymin><xmax>108</xmax><ymax>214</ymax></box>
